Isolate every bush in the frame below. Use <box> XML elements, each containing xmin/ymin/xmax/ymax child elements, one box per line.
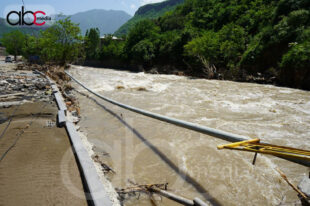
<box><xmin>185</xmin><ymin>31</ymin><xmax>220</xmax><ymax>65</ymax></box>
<box><xmin>280</xmin><ymin>41</ymin><xmax>310</xmax><ymax>70</ymax></box>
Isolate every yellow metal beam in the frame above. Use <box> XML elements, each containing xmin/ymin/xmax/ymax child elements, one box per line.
<box><xmin>217</xmin><ymin>139</ymin><xmax>310</xmax><ymax>162</ymax></box>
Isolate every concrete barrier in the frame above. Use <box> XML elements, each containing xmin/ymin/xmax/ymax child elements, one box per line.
<box><xmin>40</xmin><ymin>71</ymin><xmax>114</xmax><ymax>206</ymax></box>
<box><xmin>65</xmin><ymin>121</ymin><xmax>112</xmax><ymax>205</ymax></box>
<box><xmin>57</xmin><ymin>110</ymin><xmax>66</xmax><ymax>128</ymax></box>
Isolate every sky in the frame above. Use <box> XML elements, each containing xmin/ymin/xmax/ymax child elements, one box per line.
<box><xmin>0</xmin><ymin>0</ymin><xmax>166</xmax><ymax>18</ymax></box>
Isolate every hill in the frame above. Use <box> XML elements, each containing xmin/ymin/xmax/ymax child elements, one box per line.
<box><xmin>0</xmin><ymin>18</ymin><xmax>42</xmax><ymax>38</ymax></box>
<box><xmin>69</xmin><ymin>9</ymin><xmax>131</xmax><ymax>35</ymax></box>
<box><xmin>114</xmin><ymin>0</ymin><xmax>184</xmax><ymax>36</ymax></box>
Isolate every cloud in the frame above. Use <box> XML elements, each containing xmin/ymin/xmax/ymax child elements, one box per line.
<box><xmin>140</xmin><ymin>0</ymin><xmax>166</xmax><ymax>6</ymax></box>
<box><xmin>130</xmin><ymin>4</ymin><xmax>136</xmax><ymax>9</ymax></box>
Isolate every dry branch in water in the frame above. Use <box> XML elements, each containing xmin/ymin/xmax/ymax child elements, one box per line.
<box><xmin>276</xmin><ymin>167</ymin><xmax>309</xmax><ymax>204</ymax></box>
<box><xmin>116</xmin><ymin>180</ymin><xmax>168</xmax><ymax>203</ymax></box>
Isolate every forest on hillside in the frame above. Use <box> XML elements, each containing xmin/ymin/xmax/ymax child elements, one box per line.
<box><xmin>1</xmin><ymin>0</ymin><xmax>310</xmax><ymax>90</ymax></box>
<box><xmin>94</xmin><ymin>0</ymin><xmax>310</xmax><ymax>89</ymax></box>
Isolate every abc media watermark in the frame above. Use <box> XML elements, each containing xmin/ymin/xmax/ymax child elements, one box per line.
<box><xmin>4</xmin><ymin>4</ymin><xmax>56</xmax><ymax>27</ymax></box>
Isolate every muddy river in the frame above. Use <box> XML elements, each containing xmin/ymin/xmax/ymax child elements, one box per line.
<box><xmin>68</xmin><ymin>65</ymin><xmax>310</xmax><ymax>206</ymax></box>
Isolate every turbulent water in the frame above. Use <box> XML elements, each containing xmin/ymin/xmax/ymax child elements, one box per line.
<box><xmin>69</xmin><ymin>65</ymin><xmax>310</xmax><ymax>206</ymax></box>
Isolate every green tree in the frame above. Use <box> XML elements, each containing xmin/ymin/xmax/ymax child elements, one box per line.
<box><xmin>1</xmin><ymin>30</ymin><xmax>26</xmax><ymax>61</ymax></box>
<box><xmin>124</xmin><ymin>19</ymin><xmax>160</xmax><ymax>61</ymax></box>
<box><xmin>100</xmin><ymin>35</ymin><xmax>125</xmax><ymax>60</ymax></box>
<box><xmin>39</xmin><ymin>18</ymin><xmax>83</xmax><ymax>64</ymax></box>
<box><xmin>22</xmin><ymin>34</ymin><xmax>41</xmax><ymax>59</ymax></box>
<box><xmin>157</xmin><ymin>30</ymin><xmax>182</xmax><ymax>65</ymax></box>
<box><xmin>218</xmin><ymin>24</ymin><xmax>246</xmax><ymax>69</ymax></box>
<box><xmin>131</xmin><ymin>39</ymin><xmax>156</xmax><ymax>66</ymax></box>
<box><xmin>185</xmin><ymin>31</ymin><xmax>220</xmax><ymax>68</ymax></box>
<box><xmin>85</xmin><ymin>28</ymin><xmax>100</xmax><ymax>60</ymax></box>
<box><xmin>280</xmin><ymin>41</ymin><xmax>310</xmax><ymax>70</ymax></box>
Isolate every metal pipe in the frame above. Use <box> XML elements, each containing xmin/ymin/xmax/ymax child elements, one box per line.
<box><xmin>65</xmin><ymin>71</ymin><xmax>310</xmax><ymax>167</ymax></box>
<box><xmin>150</xmin><ymin>187</ymin><xmax>210</xmax><ymax>206</ymax></box>
<box><xmin>150</xmin><ymin>187</ymin><xmax>195</xmax><ymax>206</ymax></box>
<box><xmin>65</xmin><ymin>71</ymin><xmax>245</xmax><ymax>142</ymax></box>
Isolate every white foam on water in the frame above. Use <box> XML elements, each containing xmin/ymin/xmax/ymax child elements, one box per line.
<box><xmin>279</xmin><ymin>89</ymin><xmax>294</xmax><ymax>94</ymax></box>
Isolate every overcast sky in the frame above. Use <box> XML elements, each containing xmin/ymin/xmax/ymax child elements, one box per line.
<box><xmin>1</xmin><ymin>0</ymin><xmax>166</xmax><ymax>17</ymax></box>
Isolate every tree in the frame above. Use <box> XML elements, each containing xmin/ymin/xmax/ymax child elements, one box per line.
<box><xmin>85</xmin><ymin>28</ymin><xmax>100</xmax><ymax>60</ymax></box>
<box><xmin>280</xmin><ymin>41</ymin><xmax>310</xmax><ymax>70</ymax></box>
<box><xmin>185</xmin><ymin>31</ymin><xmax>220</xmax><ymax>77</ymax></box>
<box><xmin>218</xmin><ymin>24</ymin><xmax>246</xmax><ymax>69</ymax></box>
<box><xmin>22</xmin><ymin>34</ymin><xmax>41</xmax><ymax>60</ymax></box>
<box><xmin>39</xmin><ymin>18</ymin><xmax>83</xmax><ymax>64</ymax></box>
<box><xmin>124</xmin><ymin>19</ymin><xmax>160</xmax><ymax>60</ymax></box>
<box><xmin>131</xmin><ymin>39</ymin><xmax>156</xmax><ymax>66</ymax></box>
<box><xmin>100</xmin><ymin>35</ymin><xmax>125</xmax><ymax>60</ymax></box>
<box><xmin>1</xmin><ymin>30</ymin><xmax>26</xmax><ymax>61</ymax></box>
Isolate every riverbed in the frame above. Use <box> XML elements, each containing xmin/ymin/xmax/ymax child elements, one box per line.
<box><xmin>69</xmin><ymin>65</ymin><xmax>310</xmax><ymax>206</ymax></box>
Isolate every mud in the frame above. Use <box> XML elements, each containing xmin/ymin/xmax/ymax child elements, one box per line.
<box><xmin>0</xmin><ymin>97</ymin><xmax>87</xmax><ymax>206</ymax></box>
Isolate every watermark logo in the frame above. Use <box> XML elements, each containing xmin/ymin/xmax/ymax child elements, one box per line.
<box><xmin>4</xmin><ymin>4</ymin><xmax>55</xmax><ymax>27</ymax></box>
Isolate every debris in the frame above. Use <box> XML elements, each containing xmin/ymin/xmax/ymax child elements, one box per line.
<box><xmin>92</xmin><ymin>154</ymin><xmax>115</xmax><ymax>174</ymax></box>
<box><xmin>116</xmin><ymin>180</ymin><xmax>210</xmax><ymax>206</ymax></box>
<box><xmin>0</xmin><ymin>68</ymin><xmax>52</xmax><ymax>106</ymax></box>
<box><xmin>276</xmin><ymin>168</ymin><xmax>309</xmax><ymax>203</ymax></box>
<box><xmin>116</xmin><ymin>85</ymin><xmax>125</xmax><ymax>89</ymax></box>
<box><xmin>136</xmin><ymin>87</ymin><xmax>147</xmax><ymax>91</ymax></box>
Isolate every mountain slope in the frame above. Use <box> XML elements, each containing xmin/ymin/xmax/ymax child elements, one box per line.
<box><xmin>114</xmin><ymin>0</ymin><xmax>184</xmax><ymax>36</ymax></box>
<box><xmin>0</xmin><ymin>18</ymin><xmax>42</xmax><ymax>38</ymax></box>
<box><xmin>69</xmin><ymin>9</ymin><xmax>131</xmax><ymax>35</ymax></box>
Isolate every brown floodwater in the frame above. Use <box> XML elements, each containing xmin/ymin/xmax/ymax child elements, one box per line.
<box><xmin>69</xmin><ymin>65</ymin><xmax>310</xmax><ymax>206</ymax></box>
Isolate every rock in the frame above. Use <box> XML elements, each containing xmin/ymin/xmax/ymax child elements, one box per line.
<box><xmin>0</xmin><ymin>80</ymin><xmax>8</xmax><ymax>86</ymax></box>
<box><xmin>136</xmin><ymin>87</ymin><xmax>147</xmax><ymax>91</ymax></box>
<box><xmin>298</xmin><ymin>175</ymin><xmax>310</xmax><ymax>197</ymax></box>
<box><xmin>148</xmin><ymin>67</ymin><xmax>159</xmax><ymax>74</ymax></box>
<box><xmin>116</xmin><ymin>85</ymin><xmax>125</xmax><ymax>89</ymax></box>
<box><xmin>23</xmin><ymin>84</ymin><xmax>31</xmax><ymax>88</ymax></box>
<box><xmin>35</xmin><ymin>82</ymin><xmax>46</xmax><ymax>90</ymax></box>
<box><xmin>6</xmin><ymin>79</ymin><xmax>16</xmax><ymax>84</ymax></box>
<box><xmin>45</xmin><ymin>90</ymin><xmax>52</xmax><ymax>95</ymax></box>
<box><xmin>0</xmin><ymin>113</ymin><xmax>8</xmax><ymax>124</ymax></box>
<box><xmin>0</xmin><ymin>101</ymin><xmax>20</xmax><ymax>108</ymax></box>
